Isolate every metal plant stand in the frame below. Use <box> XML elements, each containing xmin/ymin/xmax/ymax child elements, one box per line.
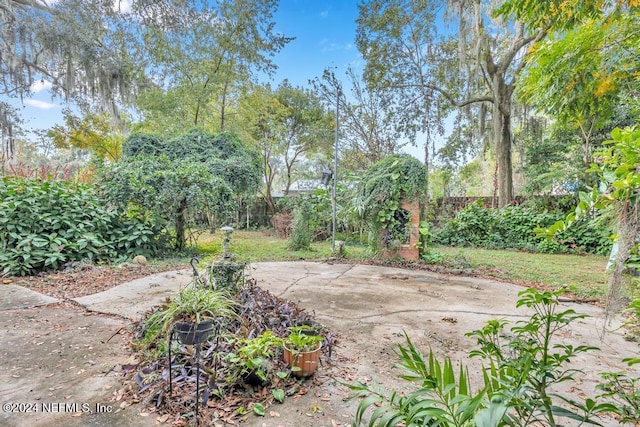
<box><xmin>168</xmin><ymin>327</ymin><xmax>215</xmax><ymax>423</ymax></box>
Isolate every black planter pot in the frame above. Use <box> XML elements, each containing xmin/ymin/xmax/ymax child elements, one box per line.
<box><xmin>242</xmin><ymin>370</ymin><xmax>266</xmax><ymax>386</ymax></box>
<box><xmin>173</xmin><ymin>319</ymin><xmax>215</xmax><ymax>345</ymax></box>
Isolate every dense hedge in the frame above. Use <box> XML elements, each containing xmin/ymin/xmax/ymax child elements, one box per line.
<box><xmin>432</xmin><ymin>200</ymin><xmax>611</xmax><ymax>255</ymax></box>
<box><xmin>0</xmin><ymin>178</ymin><xmax>169</xmax><ymax>276</ymax></box>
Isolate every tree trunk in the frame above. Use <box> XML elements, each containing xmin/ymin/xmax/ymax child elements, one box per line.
<box><xmin>423</xmin><ymin>135</ymin><xmax>430</xmax><ymax>217</ymax></box>
<box><xmin>284</xmin><ymin>162</ymin><xmax>293</xmax><ymax>195</ymax></box>
<box><xmin>493</xmin><ymin>77</ymin><xmax>514</xmax><ymax>208</ymax></box>
<box><xmin>220</xmin><ymin>80</ymin><xmax>229</xmax><ymax>132</ymax></box>
<box><xmin>175</xmin><ymin>196</ymin><xmax>187</xmax><ymax>250</ymax></box>
<box><xmin>262</xmin><ymin>184</ymin><xmax>277</xmax><ymax>214</ymax></box>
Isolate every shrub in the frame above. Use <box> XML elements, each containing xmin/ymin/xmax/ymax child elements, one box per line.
<box><xmin>0</xmin><ymin>177</ymin><xmax>168</xmax><ymax>276</ymax></box>
<box><xmin>432</xmin><ymin>200</ymin><xmax>611</xmax><ymax>255</ymax></box>
<box><xmin>289</xmin><ymin>199</ymin><xmax>313</xmax><ymax>250</ymax></box>
<box><xmin>106</xmin><ymin>129</ymin><xmax>262</xmax><ymax>250</ymax></box>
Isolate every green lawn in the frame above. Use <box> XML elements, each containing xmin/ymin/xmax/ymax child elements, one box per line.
<box><xmin>190</xmin><ymin>230</ymin><xmax>611</xmax><ymax>301</ymax></box>
<box><xmin>196</xmin><ymin>230</ymin><xmax>369</xmax><ymax>262</ymax></box>
<box><xmin>436</xmin><ymin>246</ymin><xmax>610</xmax><ymax>300</ymax></box>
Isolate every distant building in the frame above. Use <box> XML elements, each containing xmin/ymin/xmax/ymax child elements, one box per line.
<box><xmin>284</xmin><ymin>179</ymin><xmax>327</xmax><ymax>196</ymax></box>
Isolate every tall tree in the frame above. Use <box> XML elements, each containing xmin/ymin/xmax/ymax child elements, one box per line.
<box><xmin>1</xmin><ymin>0</ymin><xmax>291</xmax><ymax>160</ymax></box>
<box><xmin>275</xmin><ymin>81</ymin><xmax>334</xmax><ymax>195</ymax></box>
<box><xmin>0</xmin><ymin>0</ymin><xmax>144</xmax><ymax>122</ymax></box>
<box><xmin>135</xmin><ymin>0</ymin><xmax>292</xmax><ymax>134</ymax></box>
<box><xmin>235</xmin><ymin>84</ymin><xmax>286</xmax><ymax>213</ymax></box>
<box><xmin>508</xmin><ymin>1</ymin><xmax>640</xmax><ymax>167</ymax></box>
<box><xmin>235</xmin><ymin>82</ymin><xmax>333</xmax><ymax>213</ymax></box>
<box><xmin>339</xmin><ymin>68</ymin><xmax>408</xmax><ymax>171</ymax></box>
<box><xmin>356</xmin><ymin>0</ymin><xmax>549</xmax><ymax>206</ymax></box>
<box><xmin>48</xmin><ymin>110</ymin><xmax>125</xmax><ymax>162</ymax></box>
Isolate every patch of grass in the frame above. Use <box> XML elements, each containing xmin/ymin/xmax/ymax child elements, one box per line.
<box><xmin>196</xmin><ymin>230</ymin><xmax>368</xmax><ymax>262</ymax></box>
<box><xmin>163</xmin><ymin>230</ymin><xmax>612</xmax><ymax>301</ymax></box>
<box><xmin>437</xmin><ymin>246</ymin><xmax>609</xmax><ymax>300</ymax></box>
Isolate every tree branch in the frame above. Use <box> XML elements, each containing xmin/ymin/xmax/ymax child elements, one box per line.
<box><xmin>499</xmin><ymin>27</ymin><xmax>549</xmax><ymax>74</ymax></box>
<box><xmin>388</xmin><ymin>83</ymin><xmax>494</xmax><ymax>108</ymax></box>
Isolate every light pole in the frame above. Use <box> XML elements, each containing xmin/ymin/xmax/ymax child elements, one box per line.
<box><xmin>331</xmin><ymin>85</ymin><xmax>339</xmax><ymax>254</ymax></box>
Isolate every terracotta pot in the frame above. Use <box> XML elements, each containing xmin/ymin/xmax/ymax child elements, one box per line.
<box><xmin>283</xmin><ymin>342</ymin><xmax>321</xmax><ymax>377</ymax></box>
<box><xmin>173</xmin><ymin>319</ymin><xmax>215</xmax><ymax>345</ymax></box>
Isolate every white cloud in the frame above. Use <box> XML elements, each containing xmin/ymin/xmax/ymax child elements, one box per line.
<box><xmin>24</xmin><ymin>99</ymin><xmax>58</xmax><ymax>110</ymax></box>
<box><xmin>319</xmin><ymin>10</ymin><xmax>329</xmax><ymax>18</ymax></box>
<box><xmin>319</xmin><ymin>39</ymin><xmax>354</xmax><ymax>53</ymax></box>
<box><xmin>30</xmin><ymin>80</ymin><xmax>52</xmax><ymax>93</ymax></box>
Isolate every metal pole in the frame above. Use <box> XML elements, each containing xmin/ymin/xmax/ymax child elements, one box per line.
<box><xmin>332</xmin><ymin>86</ymin><xmax>339</xmax><ymax>254</ymax></box>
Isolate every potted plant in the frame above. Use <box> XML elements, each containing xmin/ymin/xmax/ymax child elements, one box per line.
<box><xmin>145</xmin><ymin>285</ymin><xmax>238</xmax><ymax>345</ymax></box>
<box><xmin>283</xmin><ymin>325</ymin><xmax>324</xmax><ymax>377</ymax></box>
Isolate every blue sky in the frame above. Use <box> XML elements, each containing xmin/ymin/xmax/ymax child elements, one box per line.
<box><xmin>13</xmin><ymin>1</ymin><xmax>426</xmax><ymax>161</ymax></box>
<box><xmin>15</xmin><ymin>0</ymin><xmax>363</xmax><ymax>133</ymax></box>
<box><xmin>269</xmin><ymin>0</ymin><xmax>362</xmax><ymax>87</ymax></box>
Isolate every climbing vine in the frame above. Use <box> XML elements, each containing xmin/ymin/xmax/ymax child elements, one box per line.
<box><xmin>356</xmin><ymin>154</ymin><xmax>428</xmax><ymax>252</ymax></box>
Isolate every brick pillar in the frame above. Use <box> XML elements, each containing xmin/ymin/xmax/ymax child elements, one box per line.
<box><xmin>381</xmin><ymin>199</ymin><xmax>420</xmax><ymax>261</ymax></box>
<box><xmin>396</xmin><ymin>199</ymin><xmax>419</xmax><ymax>261</ymax></box>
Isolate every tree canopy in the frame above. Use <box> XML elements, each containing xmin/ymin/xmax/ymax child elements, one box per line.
<box><xmin>101</xmin><ymin>129</ymin><xmax>261</xmax><ymax>249</ymax></box>
<box><xmin>1</xmin><ymin>0</ymin><xmax>290</xmax><ymax>162</ymax></box>
<box><xmin>235</xmin><ymin>81</ymin><xmax>334</xmax><ymax>213</ymax></box>
<box><xmin>355</xmin><ymin>0</ymin><xmax>639</xmax><ymax>206</ymax></box>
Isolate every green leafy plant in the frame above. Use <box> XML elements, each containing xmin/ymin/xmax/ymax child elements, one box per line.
<box><xmin>0</xmin><ymin>177</ymin><xmax>168</xmax><ymax>275</ymax></box>
<box><xmin>209</xmin><ymin>260</ymin><xmax>247</xmax><ymax>293</ymax></box>
<box><xmin>349</xmin><ymin>289</ymin><xmax>614</xmax><ymax>427</ymax></box>
<box><xmin>539</xmin><ymin>127</ymin><xmax>640</xmax><ymax>319</ymax></box>
<box><xmin>142</xmin><ymin>286</ymin><xmax>238</xmax><ymax>347</ymax></box>
<box><xmin>289</xmin><ymin>198</ymin><xmax>313</xmax><ymax>250</ymax></box>
<box><xmin>348</xmin><ymin>331</ymin><xmax>485</xmax><ymax>426</ymax></box>
<box><xmin>272</xmin><ymin>388</ymin><xmax>285</xmax><ymax>403</ymax></box>
<box><xmin>284</xmin><ymin>325</ymin><xmax>324</xmax><ymax>354</ymax></box>
<box><xmin>226</xmin><ymin>330</ymin><xmax>283</xmax><ymax>384</ymax></box>
<box><xmin>417</xmin><ymin>220</ymin><xmax>444</xmax><ymax>263</ymax></box>
<box><xmin>356</xmin><ymin>154</ymin><xmax>428</xmax><ymax>253</ymax></box>
<box><xmin>597</xmin><ymin>371</ymin><xmax>640</xmax><ymax>424</ymax></box>
<box><xmin>101</xmin><ymin>129</ymin><xmax>261</xmax><ymax>250</ymax></box>
<box><xmin>433</xmin><ymin>200</ymin><xmax>610</xmax><ymax>255</ymax></box>
<box><xmin>467</xmin><ymin>288</ymin><xmax>613</xmax><ymax>426</ymax></box>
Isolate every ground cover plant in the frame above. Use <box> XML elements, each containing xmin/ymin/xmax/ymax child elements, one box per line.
<box><xmin>127</xmin><ymin>266</ymin><xmax>336</xmax><ymax>425</ymax></box>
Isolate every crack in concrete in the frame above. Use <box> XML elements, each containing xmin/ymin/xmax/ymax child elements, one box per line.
<box><xmin>324</xmin><ymin>263</ymin><xmax>355</xmax><ymax>287</ymax></box>
<box><xmin>276</xmin><ymin>264</ymin><xmax>315</xmax><ymax>297</ymax></box>
<box><xmin>318</xmin><ymin>308</ymin><xmax>529</xmax><ymax>321</ymax></box>
<box><xmin>277</xmin><ymin>263</ymin><xmax>356</xmax><ymax>297</ymax></box>
<box><xmin>60</xmin><ymin>298</ymin><xmax>133</xmax><ymax>322</ymax></box>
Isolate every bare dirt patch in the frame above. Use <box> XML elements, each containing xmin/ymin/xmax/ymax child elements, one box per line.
<box><xmin>3</xmin><ymin>261</ymin><xmax>186</xmax><ymax>299</ymax></box>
